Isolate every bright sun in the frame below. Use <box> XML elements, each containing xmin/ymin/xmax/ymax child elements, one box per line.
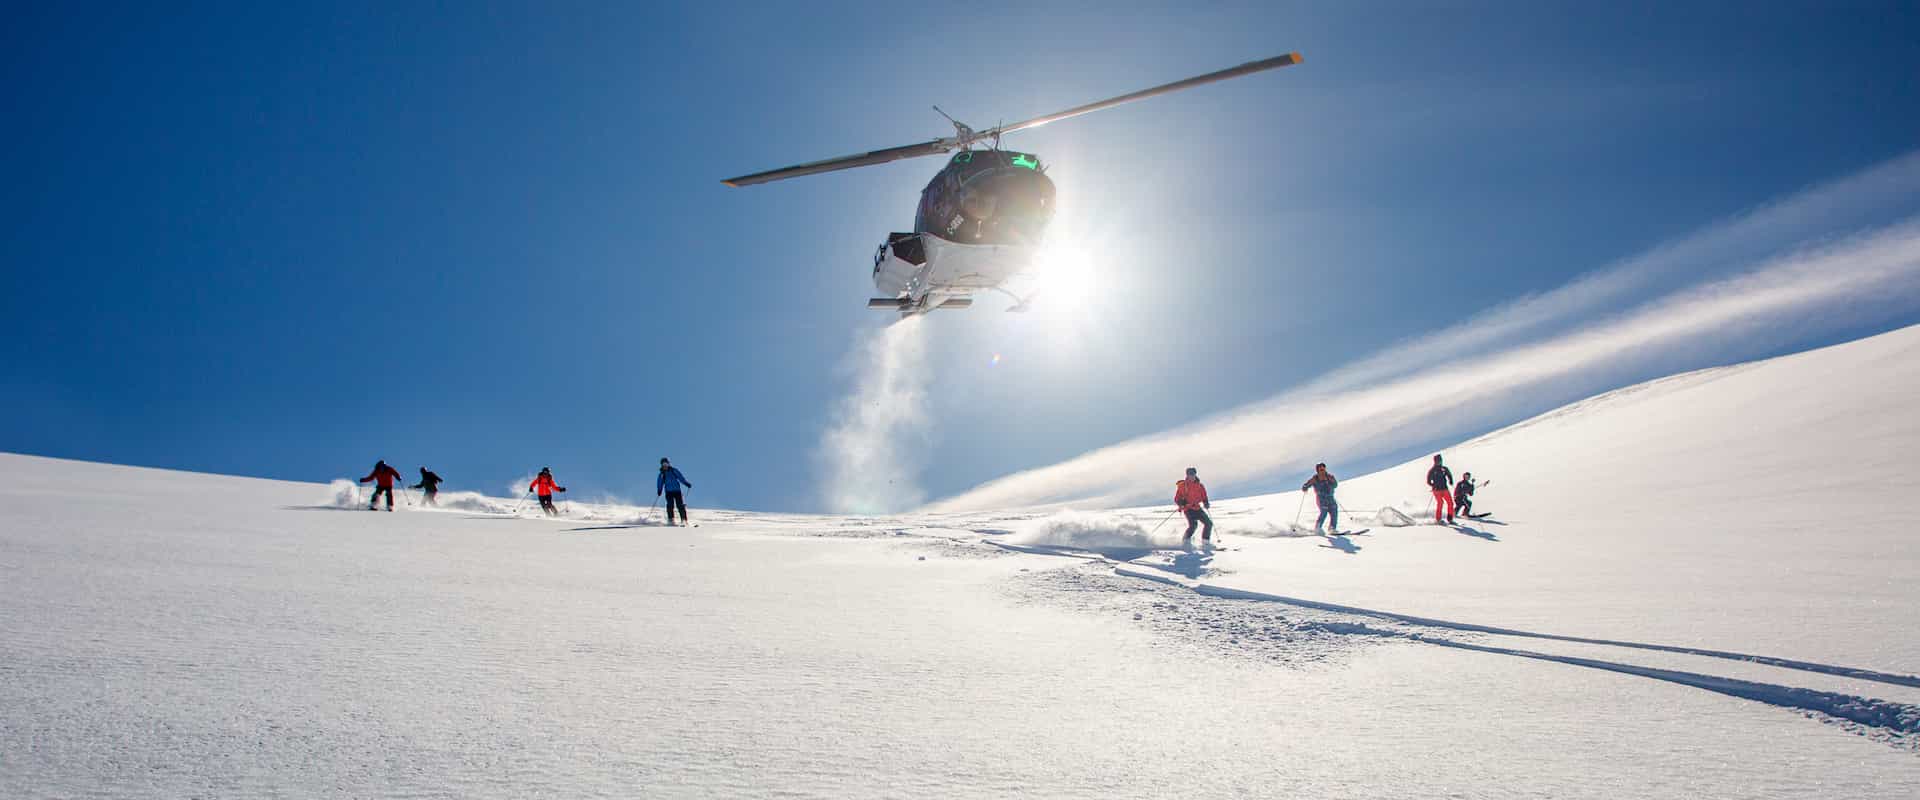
<box><xmin>1030</xmin><ymin>241</ymin><xmax>1095</xmax><ymax>313</ymax></box>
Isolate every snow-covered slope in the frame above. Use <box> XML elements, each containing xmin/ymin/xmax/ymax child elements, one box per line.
<box><xmin>980</xmin><ymin>324</ymin><xmax>1920</xmax><ymax>762</ymax></box>
<box><xmin>4</xmin><ymin>326</ymin><xmax>1920</xmax><ymax>797</ymax></box>
<box><xmin>1177</xmin><ymin>321</ymin><xmax>1920</xmax><ymax>670</ymax></box>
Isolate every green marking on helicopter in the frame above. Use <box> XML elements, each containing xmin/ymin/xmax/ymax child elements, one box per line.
<box><xmin>1010</xmin><ymin>153</ymin><xmax>1039</xmax><ymax>170</ymax></box>
<box><xmin>953</xmin><ymin>152</ymin><xmax>973</xmax><ymax>163</ymax></box>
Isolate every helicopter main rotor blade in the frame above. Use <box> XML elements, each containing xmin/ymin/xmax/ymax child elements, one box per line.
<box><xmin>722</xmin><ymin>138</ymin><xmax>958</xmax><ymax>187</ymax></box>
<box><xmin>980</xmin><ymin>52</ymin><xmax>1302</xmax><ymax>141</ymax></box>
<box><xmin>721</xmin><ymin>51</ymin><xmax>1300</xmax><ymax>186</ymax></box>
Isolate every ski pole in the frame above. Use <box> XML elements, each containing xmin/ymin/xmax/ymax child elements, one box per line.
<box><xmin>1147</xmin><ymin>507</ymin><xmax>1181</xmax><ymax>536</ymax></box>
<box><xmin>1293</xmin><ymin>491</ymin><xmax>1308</xmax><ymax>527</ymax></box>
<box><xmin>399</xmin><ymin>486</ymin><xmax>413</xmax><ymax>507</ymax></box>
<box><xmin>510</xmin><ymin>492</ymin><xmax>533</xmax><ymax>514</ymax></box>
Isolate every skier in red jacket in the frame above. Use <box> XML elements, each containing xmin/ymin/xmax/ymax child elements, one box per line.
<box><xmin>359</xmin><ymin>460</ymin><xmax>403</xmax><ymax>512</ymax></box>
<box><xmin>1174</xmin><ymin>467</ymin><xmax>1213</xmax><ymax>545</ymax></box>
<box><xmin>529</xmin><ymin>467</ymin><xmax>567</xmax><ymax>516</ymax></box>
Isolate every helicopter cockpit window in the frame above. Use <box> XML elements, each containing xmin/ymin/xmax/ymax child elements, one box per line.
<box><xmin>960</xmin><ymin>168</ymin><xmax>1053</xmax><ymax>245</ymax></box>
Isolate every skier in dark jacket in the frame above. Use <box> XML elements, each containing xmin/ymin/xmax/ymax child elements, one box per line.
<box><xmin>360</xmin><ymin>460</ymin><xmax>403</xmax><ymax>511</ymax></box>
<box><xmin>1427</xmin><ymin>454</ymin><xmax>1455</xmax><ymax>523</ymax></box>
<box><xmin>410</xmin><ymin>467</ymin><xmax>445</xmax><ymax>507</ymax></box>
<box><xmin>530</xmin><ymin>467</ymin><xmax>566</xmax><ymax>516</ymax></box>
<box><xmin>1453</xmin><ymin>472</ymin><xmax>1477</xmax><ymax>518</ymax></box>
<box><xmin>1301</xmin><ymin>462</ymin><xmax>1339</xmax><ymax>534</ymax></box>
<box><xmin>657</xmin><ymin>458</ymin><xmax>693</xmax><ymax>526</ymax></box>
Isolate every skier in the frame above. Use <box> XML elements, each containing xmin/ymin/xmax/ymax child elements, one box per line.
<box><xmin>359</xmin><ymin>459</ymin><xmax>403</xmax><ymax>512</ymax></box>
<box><xmin>657</xmin><ymin>458</ymin><xmax>694</xmax><ymax>526</ymax></box>
<box><xmin>1301</xmin><ymin>462</ymin><xmax>1339</xmax><ymax>534</ymax></box>
<box><xmin>1454</xmin><ymin>471</ymin><xmax>1477</xmax><ymax>518</ymax></box>
<box><xmin>529</xmin><ymin>467</ymin><xmax>566</xmax><ymax>517</ymax></box>
<box><xmin>1174</xmin><ymin>467</ymin><xmax>1213</xmax><ymax>544</ymax></box>
<box><xmin>410</xmin><ymin>466</ymin><xmax>445</xmax><ymax>507</ymax></box>
<box><xmin>1426</xmin><ymin>454</ymin><xmax>1455</xmax><ymax>523</ymax></box>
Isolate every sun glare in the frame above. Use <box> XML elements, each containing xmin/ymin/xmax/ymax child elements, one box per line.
<box><xmin>1031</xmin><ymin>242</ymin><xmax>1095</xmax><ymax>314</ymax></box>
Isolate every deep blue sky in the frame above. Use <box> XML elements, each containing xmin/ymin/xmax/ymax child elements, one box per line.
<box><xmin>4</xmin><ymin>2</ymin><xmax>1918</xmax><ymax>509</ymax></box>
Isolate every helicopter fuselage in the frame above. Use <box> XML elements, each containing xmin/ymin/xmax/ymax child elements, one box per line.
<box><xmin>870</xmin><ymin>150</ymin><xmax>1055</xmax><ymax>313</ymax></box>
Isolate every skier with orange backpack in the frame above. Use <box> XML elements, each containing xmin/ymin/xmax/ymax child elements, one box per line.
<box><xmin>1174</xmin><ymin>467</ymin><xmax>1213</xmax><ymax>545</ymax></box>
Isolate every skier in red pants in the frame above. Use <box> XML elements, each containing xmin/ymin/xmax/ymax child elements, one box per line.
<box><xmin>1426</xmin><ymin>454</ymin><xmax>1455</xmax><ymax>523</ymax></box>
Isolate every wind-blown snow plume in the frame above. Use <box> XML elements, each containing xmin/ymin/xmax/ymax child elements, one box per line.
<box><xmin>928</xmin><ymin>152</ymin><xmax>1920</xmax><ymax>512</ymax></box>
<box><xmin>1308</xmin><ymin>151</ymin><xmax>1920</xmax><ymax>395</ymax></box>
<box><xmin>327</xmin><ymin>479</ymin><xmax>362</xmax><ymax>508</ymax></box>
<box><xmin>1006</xmin><ymin>511</ymin><xmax>1179</xmax><ymax>553</ymax></box>
<box><xmin>818</xmin><ymin>318</ymin><xmax>932</xmax><ymax>513</ymax></box>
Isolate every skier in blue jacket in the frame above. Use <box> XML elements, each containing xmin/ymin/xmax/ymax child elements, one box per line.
<box><xmin>657</xmin><ymin>457</ymin><xmax>694</xmax><ymax>526</ymax></box>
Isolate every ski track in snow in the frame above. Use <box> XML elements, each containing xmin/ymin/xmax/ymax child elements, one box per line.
<box><xmin>1164</xmin><ymin>575</ymin><xmax>1920</xmax><ymax>745</ymax></box>
<box><xmin>978</xmin><ymin>532</ymin><xmax>1920</xmax><ymax>750</ymax></box>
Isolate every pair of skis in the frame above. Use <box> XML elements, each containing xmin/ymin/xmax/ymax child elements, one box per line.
<box><xmin>1290</xmin><ymin>525</ymin><xmax>1370</xmax><ymax>537</ymax></box>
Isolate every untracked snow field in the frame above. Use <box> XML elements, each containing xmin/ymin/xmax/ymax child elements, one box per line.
<box><xmin>6</xmin><ymin>328</ymin><xmax>1920</xmax><ymax>797</ymax></box>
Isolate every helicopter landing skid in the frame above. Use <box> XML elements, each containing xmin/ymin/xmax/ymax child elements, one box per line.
<box><xmin>867</xmin><ymin>296</ymin><xmax>974</xmax><ymax>313</ymax></box>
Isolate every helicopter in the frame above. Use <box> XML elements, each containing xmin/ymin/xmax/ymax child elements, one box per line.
<box><xmin>723</xmin><ymin>52</ymin><xmax>1303</xmax><ymax>315</ymax></box>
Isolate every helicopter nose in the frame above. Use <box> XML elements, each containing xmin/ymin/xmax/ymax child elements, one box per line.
<box><xmin>961</xmin><ymin>190</ymin><xmax>998</xmax><ymax>219</ymax></box>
